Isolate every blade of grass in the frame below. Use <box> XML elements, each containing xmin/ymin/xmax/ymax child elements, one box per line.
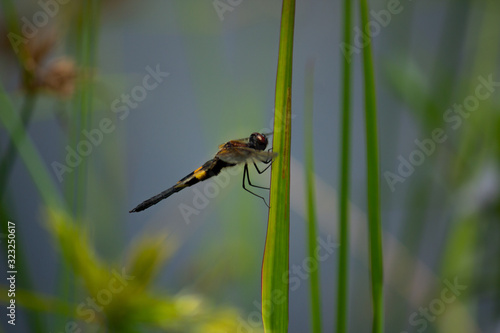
<box><xmin>57</xmin><ymin>0</ymin><xmax>101</xmax><ymax>330</ymax></box>
<box><xmin>69</xmin><ymin>0</ymin><xmax>100</xmax><ymax>218</ymax></box>
<box><xmin>0</xmin><ymin>0</ymin><xmax>36</xmax><ymax>76</ymax></box>
<box><xmin>0</xmin><ymin>0</ymin><xmax>38</xmax><ymax>198</ymax></box>
<box><xmin>0</xmin><ymin>86</ymin><xmax>64</xmax><ymax>210</ymax></box>
<box><xmin>359</xmin><ymin>0</ymin><xmax>384</xmax><ymax>331</ymax></box>
<box><xmin>0</xmin><ymin>86</ymin><xmax>67</xmax><ymax>333</ymax></box>
<box><xmin>304</xmin><ymin>60</ymin><xmax>322</xmax><ymax>333</ymax></box>
<box><xmin>0</xmin><ymin>182</ymin><xmax>46</xmax><ymax>333</ymax></box>
<box><xmin>0</xmin><ymin>94</ymin><xmax>37</xmax><ymax>198</ymax></box>
<box><xmin>0</xmin><ymin>4</ymin><xmax>59</xmax><ymax>332</ymax></box>
<box><xmin>261</xmin><ymin>0</ymin><xmax>295</xmax><ymax>332</ymax></box>
<box><xmin>337</xmin><ymin>0</ymin><xmax>353</xmax><ymax>331</ymax></box>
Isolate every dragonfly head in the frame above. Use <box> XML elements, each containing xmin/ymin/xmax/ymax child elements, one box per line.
<box><xmin>249</xmin><ymin>132</ymin><xmax>268</xmax><ymax>151</ymax></box>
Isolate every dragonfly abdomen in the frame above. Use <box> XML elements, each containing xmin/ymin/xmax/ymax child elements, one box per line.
<box><xmin>129</xmin><ymin>158</ymin><xmax>235</xmax><ymax>213</ymax></box>
<box><xmin>129</xmin><ymin>186</ymin><xmax>181</xmax><ymax>212</ymax></box>
<box><xmin>177</xmin><ymin>157</ymin><xmax>234</xmax><ymax>188</ymax></box>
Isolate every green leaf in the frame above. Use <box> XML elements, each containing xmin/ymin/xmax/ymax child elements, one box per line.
<box><xmin>359</xmin><ymin>0</ymin><xmax>384</xmax><ymax>331</ymax></box>
<box><xmin>304</xmin><ymin>60</ymin><xmax>322</xmax><ymax>333</ymax></box>
<box><xmin>261</xmin><ymin>0</ymin><xmax>295</xmax><ymax>332</ymax></box>
<box><xmin>125</xmin><ymin>232</ymin><xmax>176</xmax><ymax>292</ymax></box>
<box><xmin>337</xmin><ymin>0</ymin><xmax>353</xmax><ymax>332</ymax></box>
<box><xmin>0</xmin><ymin>85</ymin><xmax>64</xmax><ymax>210</ymax></box>
<box><xmin>45</xmin><ymin>209</ymin><xmax>109</xmax><ymax>294</ymax></box>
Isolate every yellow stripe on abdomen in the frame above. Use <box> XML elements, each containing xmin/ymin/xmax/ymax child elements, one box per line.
<box><xmin>176</xmin><ymin>168</ymin><xmax>208</xmax><ymax>188</ymax></box>
<box><xmin>174</xmin><ymin>158</ymin><xmax>223</xmax><ymax>189</ymax></box>
<box><xmin>193</xmin><ymin>170</ymin><xmax>207</xmax><ymax>180</ymax></box>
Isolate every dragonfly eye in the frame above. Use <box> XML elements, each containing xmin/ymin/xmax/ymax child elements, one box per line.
<box><xmin>250</xmin><ymin>132</ymin><xmax>268</xmax><ymax>151</ymax></box>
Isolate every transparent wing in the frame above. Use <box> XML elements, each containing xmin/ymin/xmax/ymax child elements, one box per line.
<box><xmin>216</xmin><ymin>133</ymin><xmax>273</xmax><ymax>149</ymax></box>
<box><xmin>217</xmin><ymin>137</ymin><xmax>250</xmax><ymax>150</ymax></box>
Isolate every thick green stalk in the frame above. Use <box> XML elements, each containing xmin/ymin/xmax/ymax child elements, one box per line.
<box><xmin>261</xmin><ymin>0</ymin><xmax>295</xmax><ymax>332</ymax></box>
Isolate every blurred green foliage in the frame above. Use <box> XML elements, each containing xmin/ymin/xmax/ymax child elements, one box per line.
<box><xmin>1</xmin><ymin>208</ymin><xmax>257</xmax><ymax>332</ymax></box>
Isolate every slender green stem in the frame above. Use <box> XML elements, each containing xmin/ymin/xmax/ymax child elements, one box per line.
<box><xmin>0</xmin><ymin>206</ymin><xmax>46</xmax><ymax>333</ymax></box>
<box><xmin>0</xmin><ymin>86</ymin><xmax>64</xmax><ymax>210</ymax></box>
<box><xmin>0</xmin><ymin>93</ymin><xmax>37</xmax><ymax>198</ymax></box>
<box><xmin>337</xmin><ymin>0</ymin><xmax>353</xmax><ymax>331</ymax></box>
<box><xmin>359</xmin><ymin>0</ymin><xmax>384</xmax><ymax>331</ymax></box>
<box><xmin>0</xmin><ymin>0</ymin><xmax>38</xmax><ymax>198</ymax></box>
<box><xmin>0</xmin><ymin>0</ymin><xmax>33</xmax><ymax>72</ymax></box>
<box><xmin>70</xmin><ymin>0</ymin><xmax>99</xmax><ymax>218</ymax></box>
<box><xmin>304</xmin><ymin>60</ymin><xmax>322</xmax><ymax>333</ymax></box>
<box><xmin>262</xmin><ymin>0</ymin><xmax>295</xmax><ymax>332</ymax></box>
<box><xmin>56</xmin><ymin>0</ymin><xmax>101</xmax><ymax>330</ymax></box>
<box><xmin>1</xmin><ymin>84</ymin><xmax>64</xmax><ymax>333</ymax></box>
<box><xmin>0</xmin><ymin>3</ymin><xmax>50</xmax><ymax>331</ymax></box>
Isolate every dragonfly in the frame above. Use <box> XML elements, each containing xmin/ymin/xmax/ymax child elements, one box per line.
<box><xmin>129</xmin><ymin>132</ymin><xmax>277</xmax><ymax>213</ymax></box>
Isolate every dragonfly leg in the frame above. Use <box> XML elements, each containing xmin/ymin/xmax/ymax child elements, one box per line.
<box><xmin>247</xmin><ymin>163</ymin><xmax>271</xmax><ymax>190</ymax></box>
<box><xmin>253</xmin><ymin>161</ymin><xmax>273</xmax><ymax>175</ymax></box>
<box><xmin>253</xmin><ymin>147</ymin><xmax>275</xmax><ymax>176</ymax></box>
<box><xmin>242</xmin><ymin>164</ymin><xmax>270</xmax><ymax>207</ymax></box>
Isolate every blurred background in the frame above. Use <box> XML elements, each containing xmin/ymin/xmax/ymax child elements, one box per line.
<box><xmin>0</xmin><ymin>0</ymin><xmax>499</xmax><ymax>332</ymax></box>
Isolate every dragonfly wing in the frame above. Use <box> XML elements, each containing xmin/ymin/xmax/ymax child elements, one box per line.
<box><xmin>217</xmin><ymin>147</ymin><xmax>277</xmax><ymax>164</ymax></box>
<box><xmin>218</xmin><ymin>137</ymin><xmax>250</xmax><ymax>150</ymax></box>
<box><xmin>248</xmin><ymin>150</ymin><xmax>277</xmax><ymax>163</ymax></box>
<box><xmin>216</xmin><ymin>147</ymin><xmax>252</xmax><ymax>164</ymax></box>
